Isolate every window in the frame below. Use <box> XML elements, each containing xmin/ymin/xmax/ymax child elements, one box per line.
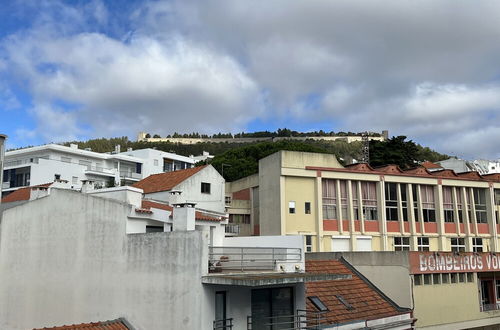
<box><xmin>361</xmin><ymin>181</ymin><xmax>378</xmax><ymax>220</ymax></box>
<box><xmin>473</xmin><ymin>238</ymin><xmax>483</xmax><ymax>252</ymax></box>
<box><xmin>412</xmin><ymin>185</ymin><xmax>419</xmax><ymax>222</ymax></box>
<box><xmin>215</xmin><ymin>291</ymin><xmax>227</xmax><ymax>327</ymax></box>
<box><xmin>459</xmin><ymin>273</ymin><xmax>466</xmax><ymax>283</ymax></box>
<box><xmin>225</xmin><ymin>196</ymin><xmax>232</xmax><ymax>205</ymax></box>
<box><xmin>394</xmin><ymin>237</ymin><xmax>410</xmax><ymax>251</ymax></box>
<box><xmin>308</xmin><ymin>296</ymin><xmax>328</xmax><ymax>312</ymax></box>
<box><xmin>443</xmin><ymin>186</ymin><xmax>455</xmax><ymax>223</ymax></box>
<box><xmin>201</xmin><ymin>182</ymin><xmax>211</xmax><ymax>194</ymax></box>
<box><xmin>61</xmin><ymin>156</ymin><xmax>71</xmax><ymax>163</ymax></box>
<box><xmin>451</xmin><ymin>238</ymin><xmax>466</xmax><ymax>252</ymax></box>
<box><xmin>289</xmin><ymin>201</ymin><xmax>296</xmax><ymax>214</ymax></box>
<box><xmin>442</xmin><ymin>273</ymin><xmax>450</xmax><ymax>284</ymax></box>
<box><xmin>414</xmin><ymin>274</ymin><xmax>422</xmax><ymax>285</ymax></box>
<box><xmin>424</xmin><ymin>274</ymin><xmax>432</xmax><ymax>285</ymax></box>
<box><xmin>474</xmin><ymin>188</ymin><xmax>488</xmax><ymax>224</ymax></box>
<box><xmin>305</xmin><ymin>202</ymin><xmax>311</xmax><ymax>214</ymax></box>
<box><xmin>335</xmin><ymin>295</ymin><xmax>354</xmax><ymax>311</ymax></box>
<box><xmin>450</xmin><ymin>273</ymin><xmax>458</xmax><ymax>283</ymax></box>
<box><xmin>305</xmin><ymin>235</ymin><xmax>312</xmax><ymax>252</ymax></box>
<box><xmin>154</xmin><ymin>159</ymin><xmax>159</xmax><ymax>166</ymax></box>
<box><xmin>467</xmin><ymin>273</ymin><xmax>474</xmax><ymax>283</ymax></box>
<box><xmin>136</xmin><ymin>162</ymin><xmax>142</xmax><ymax>174</ymax></box>
<box><xmin>433</xmin><ymin>274</ymin><xmax>441</xmax><ymax>284</ymax></box>
<box><xmin>418</xmin><ymin>237</ymin><xmax>430</xmax><ymax>251</ymax></box>
<box><xmin>78</xmin><ymin>159</ymin><xmax>91</xmax><ymax>170</ymax></box>
<box><xmin>351</xmin><ymin>182</ymin><xmax>359</xmax><ymax>220</ymax></box>
<box><xmin>322</xmin><ymin>179</ymin><xmax>337</xmax><ymax>219</ymax></box>
<box><xmin>229</xmin><ymin>214</ymin><xmax>250</xmax><ymax>224</ymax></box>
<box><xmin>420</xmin><ymin>185</ymin><xmax>436</xmax><ymax>222</ymax></box>
<box><xmin>54</xmin><ymin>174</ymin><xmax>61</xmax><ymax>181</ymax></box>
<box><xmin>146</xmin><ymin>226</ymin><xmax>163</xmax><ymax>233</ymax></box>
<box><xmin>385</xmin><ymin>183</ymin><xmax>398</xmax><ymax>221</ymax></box>
<box><xmin>339</xmin><ymin>181</ymin><xmax>348</xmax><ymax>220</ymax></box>
<box><xmin>400</xmin><ymin>184</ymin><xmax>408</xmax><ymax>221</ymax></box>
<box><xmin>496</xmin><ymin>280</ymin><xmax>500</xmax><ymax>301</ymax></box>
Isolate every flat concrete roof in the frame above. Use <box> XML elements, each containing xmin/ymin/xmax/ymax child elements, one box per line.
<box><xmin>201</xmin><ymin>272</ymin><xmax>350</xmax><ymax>286</ymax></box>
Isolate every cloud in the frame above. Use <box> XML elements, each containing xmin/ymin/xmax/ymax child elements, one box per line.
<box><xmin>3</xmin><ymin>0</ymin><xmax>500</xmax><ymax>159</ymax></box>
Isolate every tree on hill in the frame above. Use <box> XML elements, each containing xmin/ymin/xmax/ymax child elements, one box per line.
<box><xmin>204</xmin><ymin>140</ymin><xmax>330</xmax><ymax>181</ymax></box>
<box><xmin>369</xmin><ymin>136</ymin><xmax>447</xmax><ymax>169</ymax></box>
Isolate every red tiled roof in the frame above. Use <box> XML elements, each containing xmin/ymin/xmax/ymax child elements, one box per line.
<box><xmin>375</xmin><ymin>165</ymin><xmax>404</xmax><ymax>174</ymax></box>
<box><xmin>1</xmin><ymin>183</ymin><xmax>52</xmax><ymax>203</ymax></box>
<box><xmin>306</xmin><ymin>259</ymin><xmax>408</xmax><ymax>325</ymax></box>
<box><xmin>132</xmin><ymin>166</ymin><xmax>207</xmax><ymax>194</ymax></box>
<box><xmin>195</xmin><ymin>211</ymin><xmax>221</xmax><ymax>222</ymax></box>
<box><xmin>141</xmin><ymin>200</ymin><xmax>173</xmax><ymax>212</ymax></box>
<box><xmin>421</xmin><ymin>161</ymin><xmax>442</xmax><ymax>169</ymax></box>
<box><xmin>345</xmin><ymin>163</ymin><xmax>375</xmax><ymax>171</ymax></box>
<box><xmin>33</xmin><ymin>318</ymin><xmax>132</xmax><ymax>329</ymax></box>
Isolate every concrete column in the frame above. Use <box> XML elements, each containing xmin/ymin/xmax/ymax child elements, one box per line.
<box><xmin>469</xmin><ymin>187</ymin><xmax>478</xmax><ymax>235</ymax></box>
<box><xmin>0</xmin><ymin>134</ymin><xmax>6</xmax><ymax>220</ymax></box>
<box><xmin>347</xmin><ymin>180</ymin><xmax>355</xmax><ymax>251</ymax></box>
<box><xmin>407</xmin><ymin>184</ymin><xmax>418</xmax><ymax>250</ymax></box>
<box><xmin>377</xmin><ymin>178</ymin><xmax>388</xmax><ymax>250</ymax></box>
<box><xmin>315</xmin><ymin>177</ymin><xmax>324</xmax><ymax>252</ymax></box>
<box><xmin>452</xmin><ymin>187</ymin><xmax>460</xmax><ymax>235</ymax></box>
<box><xmin>336</xmin><ymin>180</ymin><xmax>343</xmax><ymax>234</ymax></box>
<box><xmin>435</xmin><ymin>184</ymin><xmax>446</xmax><ymax>250</ymax></box>
<box><xmin>487</xmin><ymin>185</ymin><xmax>498</xmax><ymax>252</ymax></box>
<box><xmin>357</xmin><ymin>181</ymin><xmax>365</xmax><ymax>234</ymax></box>
<box><xmin>461</xmin><ymin>187</ymin><xmax>471</xmax><ymax>235</ymax></box>
<box><xmin>416</xmin><ymin>185</ymin><xmax>425</xmax><ymax>235</ymax></box>
<box><xmin>280</xmin><ymin>176</ymin><xmax>287</xmax><ymax>235</ymax></box>
<box><xmin>396</xmin><ymin>183</ymin><xmax>405</xmax><ymax>234</ymax></box>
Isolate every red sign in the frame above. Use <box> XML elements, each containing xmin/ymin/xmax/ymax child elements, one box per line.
<box><xmin>409</xmin><ymin>252</ymin><xmax>500</xmax><ymax>274</ymax></box>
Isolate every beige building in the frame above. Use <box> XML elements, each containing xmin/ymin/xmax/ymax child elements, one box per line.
<box><xmin>226</xmin><ymin>150</ymin><xmax>500</xmax><ymax>254</ymax></box>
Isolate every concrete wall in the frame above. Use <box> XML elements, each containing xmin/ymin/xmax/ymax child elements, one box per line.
<box><xmin>306</xmin><ymin>252</ymin><xmax>413</xmax><ymax>309</ymax></box>
<box><xmin>0</xmin><ymin>189</ymin><xmax>210</xmax><ymax>330</ymax></box>
<box><xmin>259</xmin><ymin>152</ymin><xmax>284</xmax><ymax>235</ymax></box>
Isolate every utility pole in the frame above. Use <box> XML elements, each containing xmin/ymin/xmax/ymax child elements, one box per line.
<box><xmin>361</xmin><ymin>132</ymin><xmax>370</xmax><ymax>164</ymax></box>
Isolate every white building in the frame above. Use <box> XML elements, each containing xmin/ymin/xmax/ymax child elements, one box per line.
<box><xmin>0</xmin><ymin>187</ymin><xmax>330</xmax><ymax>330</ymax></box>
<box><xmin>133</xmin><ymin>164</ymin><xmax>226</xmax><ymax>214</ymax></box>
<box><xmin>2</xmin><ymin>144</ymin><xmax>195</xmax><ymax>196</ymax></box>
<box><xmin>119</xmin><ymin>148</ymin><xmax>194</xmax><ymax>177</ymax></box>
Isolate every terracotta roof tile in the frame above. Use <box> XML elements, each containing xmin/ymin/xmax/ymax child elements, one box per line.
<box><xmin>141</xmin><ymin>200</ymin><xmax>173</xmax><ymax>212</ymax></box>
<box><xmin>132</xmin><ymin>166</ymin><xmax>207</xmax><ymax>194</ymax></box>
<box><xmin>1</xmin><ymin>183</ymin><xmax>52</xmax><ymax>203</ymax></box>
<box><xmin>421</xmin><ymin>161</ymin><xmax>442</xmax><ymax>169</ymax></box>
<box><xmin>404</xmin><ymin>167</ymin><xmax>431</xmax><ymax>176</ymax></box>
<box><xmin>33</xmin><ymin>318</ymin><xmax>132</xmax><ymax>329</ymax></box>
<box><xmin>306</xmin><ymin>259</ymin><xmax>406</xmax><ymax>325</ymax></box>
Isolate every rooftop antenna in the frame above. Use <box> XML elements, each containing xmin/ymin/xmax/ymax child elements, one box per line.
<box><xmin>361</xmin><ymin>131</ymin><xmax>370</xmax><ymax>164</ymax></box>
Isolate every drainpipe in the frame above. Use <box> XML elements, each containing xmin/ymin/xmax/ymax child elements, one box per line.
<box><xmin>0</xmin><ymin>134</ymin><xmax>8</xmax><ymax>220</ymax></box>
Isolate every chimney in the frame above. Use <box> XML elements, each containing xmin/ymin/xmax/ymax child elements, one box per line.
<box><xmin>115</xmin><ymin>145</ymin><xmax>121</xmax><ymax>154</ymax></box>
<box><xmin>0</xmin><ymin>134</ymin><xmax>7</xmax><ymax>214</ymax></box>
<box><xmin>81</xmin><ymin>180</ymin><xmax>95</xmax><ymax>193</ymax></box>
<box><xmin>70</xmin><ymin>143</ymin><xmax>78</xmax><ymax>149</ymax></box>
<box><xmin>172</xmin><ymin>202</ymin><xmax>196</xmax><ymax>231</ymax></box>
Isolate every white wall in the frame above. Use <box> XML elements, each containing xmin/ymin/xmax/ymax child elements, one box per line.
<box><xmin>0</xmin><ymin>189</ymin><xmax>210</xmax><ymax>330</ymax></box>
<box><xmin>175</xmin><ymin>166</ymin><xmax>226</xmax><ymax>213</ymax></box>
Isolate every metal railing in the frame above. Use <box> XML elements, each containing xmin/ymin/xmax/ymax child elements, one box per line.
<box><xmin>213</xmin><ymin>318</ymin><xmax>234</xmax><ymax>329</ymax></box>
<box><xmin>225</xmin><ymin>224</ymin><xmax>240</xmax><ymax>235</ymax></box>
<box><xmin>208</xmin><ymin>246</ymin><xmax>302</xmax><ymax>272</ymax></box>
<box><xmin>481</xmin><ymin>303</ymin><xmax>500</xmax><ymax>312</ymax></box>
<box><xmin>247</xmin><ymin>310</ymin><xmax>327</xmax><ymax>330</ymax></box>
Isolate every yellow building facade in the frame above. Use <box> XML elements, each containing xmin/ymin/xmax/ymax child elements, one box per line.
<box><xmin>226</xmin><ymin>150</ymin><xmax>500</xmax><ymax>254</ymax></box>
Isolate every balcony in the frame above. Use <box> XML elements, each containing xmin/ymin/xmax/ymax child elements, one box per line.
<box><xmin>247</xmin><ymin>310</ymin><xmax>327</xmax><ymax>330</ymax></box>
<box><xmin>225</xmin><ymin>224</ymin><xmax>240</xmax><ymax>236</ymax></box>
<box><xmin>208</xmin><ymin>246</ymin><xmax>302</xmax><ymax>273</ymax></box>
<box><xmin>119</xmin><ymin>171</ymin><xmax>142</xmax><ymax>180</ymax></box>
<box><xmin>85</xmin><ymin>166</ymin><xmax>117</xmax><ymax>177</ymax></box>
<box><xmin>213</xmin><ymin>318</ymin><xmax>233</xmax><ymax>330</ymax></box>
<box><xmin>481</xmin><ymin>303</ymin><xmax>500</xmax><ymax>312</ymax></box>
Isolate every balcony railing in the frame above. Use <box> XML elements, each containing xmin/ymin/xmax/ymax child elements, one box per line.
<box><xmin>225</xmin><ymin>224</ymin><xmax>240</xmax><ymax>235</ymax></box>
<box><xmin>247</xmin><ymin>310</ymin><xmax>327</xmax><ymax>330</ymax></box>
<box><xmin>481</xmin><ymin>303</ymin><xmax>500</xmax><ymax>312</ymax></box>
<box><xmin>213</xmin><ymin>318</ymin><xmax>233</xmax><ymax>330</ymax></box>
<box><xmin>208</xmin><ymin>246</ymin><xmax>302</xmax><ymax>273</ymax></box>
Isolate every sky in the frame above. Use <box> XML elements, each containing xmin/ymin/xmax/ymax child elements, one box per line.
<box><xmin>1</xmin><ymin>0</ymin><xmax>500</xmax><ymax>159</ymax></box>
